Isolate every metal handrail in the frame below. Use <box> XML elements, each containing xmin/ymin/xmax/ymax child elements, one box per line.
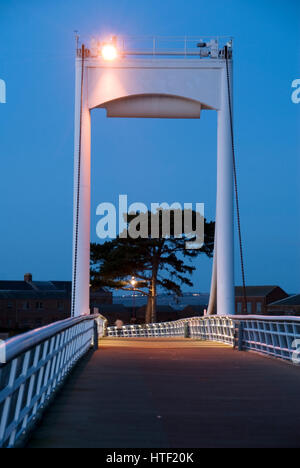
<box><xmin>3</xmin><ymin>314</ymin><xmax>99</xmax><ymax>364</ymax></box>
<box><xmin>82</xmin><ymin>35</ymin><xmax>233</xmax><ymax>60</ymax></box>
<box><xmin>107</xmin><ymin>315</ymin><xmax>300</xmax><ymax>364</ymax></box>
<box><xmin>232</xmin><ymin>314</ymin><xmax>300</xmax><ymax>322</ymax></box>
<box><xmin>0</xmin><ymin>314</ymin><xmax>104</xmax><ymax>448</ymax></box>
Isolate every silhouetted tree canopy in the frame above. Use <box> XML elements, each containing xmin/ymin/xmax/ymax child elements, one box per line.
<box><xmin>91</xmin><ymin>209</ymin><xmax>215</xmax><ymax>323</ymax></box>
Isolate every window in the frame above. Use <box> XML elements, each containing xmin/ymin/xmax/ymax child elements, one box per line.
<box><xmin>35</xmin><ymin>302</ymin><xmax>44</xmax><ymax>310</ymax></box>
<box><xmin>256</xmin><ymin>302</ymin><xmax>262</xmax><ymax>313</ymax></box>
<box><xmin>7</xmin><ymin>302</ymin><xmax>13</xmax><ymax>309</ymax></box>
<box><xmin>23</xmin><ymin>302</ymin><xmax>30</xmax><ymax>310</ymax></box>
<box><xmin>237</xmin><ymin>302</ymin><xmax>242</xmax><ymax>313</ymax></box>
<box><xmin>57</xmin><ymin>301</ymin><xmax>64</xmax><ymax>311</ymax></box>
<box><xmin>247</xmin><ymin>302</ymin><xmax>252</xmax><ymax>314</ymax></box>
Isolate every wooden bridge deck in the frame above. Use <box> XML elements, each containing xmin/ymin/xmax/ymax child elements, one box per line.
<box><xmin>27</xmin><ymin>338</ymin><xmax>300</xmax><ymax>448</ymax></box>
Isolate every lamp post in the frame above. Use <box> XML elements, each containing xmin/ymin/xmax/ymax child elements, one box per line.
<box><xmin>130</xmin><ymin>277</ymin><xmax>137</xmax><ymax>320</ymax></box>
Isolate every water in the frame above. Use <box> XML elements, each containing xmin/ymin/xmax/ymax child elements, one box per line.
<box><xmin>114</xmin><ymin>292</ymin><xmax>209</xmax><ymax>310</ymax></box>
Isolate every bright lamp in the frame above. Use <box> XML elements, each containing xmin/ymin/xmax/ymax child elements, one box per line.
<box><xmin>101</xmin><ymin>43</ymin><xmax>118</xmax><ymax>61</ymax></box>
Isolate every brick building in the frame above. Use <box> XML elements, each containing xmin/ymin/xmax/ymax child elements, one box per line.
<box><xmin>136</xmin><ymin>305</ymin><xmax>177</xmax><ymax>324</ymax></box>
<box><xmin>0</xmin><ymin>273</ymin><xmax>112</xmax><ymax>332</ymax></box>
<box><xmin>179</xmin><ymin>304</ymin><xmax>206</xmax><ymax>318</ymax></box>
<box><xmin>95</xmin><ymin>304</ymin><xmax>132</xmax><ymax>326</ymax></box>
<box><xmin>235</xmin><ymin>285</ymin><xmax>288</xmax><ymax>315</ymax></box>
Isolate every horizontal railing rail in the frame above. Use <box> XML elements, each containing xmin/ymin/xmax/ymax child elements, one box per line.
<box><xmin>107</xmin><ymin>321</ymin><xmax>186</xmax><ymax>339</ymax></box>
<box><xmin>83</xmin><ymin>35</ymin><xmax>233</xmax><ymax>60</ymax></box>
<box><xmin>0</xmin><ymin>314</ymin><xmax>105</xmax><ymax>448</ymax></box>
<box><xmin>107</xmin><ymin>315</ymin><xmax>300</xmax><ymax>363</ymax></box>
<box><xmin>234</xmin><ymin>316</ymin><xmax>300</xmax><ymax>361</ymax></box>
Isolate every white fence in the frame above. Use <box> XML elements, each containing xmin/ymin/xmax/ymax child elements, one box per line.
<box><xmin>3</xmin><ymin>313</ymin><xmax>298</xmax><ymax>447</ymax></box>
<box><xmin>239</xmin><ymin>316</ymin><xmax>300</xmax><ymax>361</ymax></box>
<box><xmin>0</xmin><ymin>314</ymin><xmax>104</xmax><ymax>448</ymax></box>
<box><xmin>108</xmin><ymin>321</ymin><xmax>186</xmax><ymax>338</ymax></box>
<box><xmin>107</xmin><ymin>315</ymin><xmax>300</xmax><ymax>362</ymax></box>
<box><xmin>107</xmin><ymin>316</ymin><xmax>235</xmax><ymax>344</ymax></box>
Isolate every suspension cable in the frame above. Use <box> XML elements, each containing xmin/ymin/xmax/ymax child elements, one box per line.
<box><xmin>72</xmin><ymin>44</ymin><xmax>85</xmax><ymax>317</ymax></box>
<box><xmin>225</xmin><ymin>46</ymin><xmax>247</xmax><ymax>314</ymax></box>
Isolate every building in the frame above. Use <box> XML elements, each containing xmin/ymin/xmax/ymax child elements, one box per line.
<box><xmin>136</xmin><ymin>305</ymin><xmax>178</xmax><ymax>324</ymax></box>
<box><xmin>93</xmin><ymin>304</ymin><xmax>131</xmax><ymax>326</ymax></box>
<box><xmin>0</xmin><ymin>273</ymin><xmax>112</xmax><ymax>332</ymax></box>
<box><xmin>235</xmin><ymin>286</ymin><xmax>288</xmax><ymax>315</ymax></box>
<box><xmin>178</xmin><ymin>304</ymin><xmax>206</xmax><ymax>318</ymax></box>
<box><xmin>267</xmin><ymin>294</ymin><xmax>300</xmax><ymax>316</ymax></box>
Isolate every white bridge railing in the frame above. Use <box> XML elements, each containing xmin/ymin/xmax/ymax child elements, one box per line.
<box><xmin>0</xmin><ymin>314</ymin><xmax>105</xmax><ymax>448</ymax></box>
<box><xmin>107</xmin><ymin>316</ymin><xmax>235</xmax><ymax>344</ymax></box>
<box><xmin>3</xmin><ymin>313</ymin><xmax>298</xmax><ymax>447</ymax></box>
<box><xmin>108</xmin><ymin>321</ymin><xmax>187</xmax><ymax>339</ymax></box>
<box><xmin>107</xmin><ymin>315</ymin><xmax>300</xmax><ymax>363</ymax></box>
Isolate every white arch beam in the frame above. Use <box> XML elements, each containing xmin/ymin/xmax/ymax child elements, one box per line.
<box><xmin>99</xmin><ymin>94</ymin><xmax>202</xmax><ymax>119</ymax></box>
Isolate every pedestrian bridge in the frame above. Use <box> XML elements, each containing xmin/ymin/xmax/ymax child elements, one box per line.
<box><xmin>1</xmin><ymin>315</ymin><xmax>300</xmax><ymax>448</ymax></box>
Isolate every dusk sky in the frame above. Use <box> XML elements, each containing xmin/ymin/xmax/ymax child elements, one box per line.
<box><xmin>0</xmin><ymin>0</ymin><xmax>299</xmax><ymax>293</ymax></box>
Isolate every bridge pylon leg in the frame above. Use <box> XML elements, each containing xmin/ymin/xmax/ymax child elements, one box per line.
<box><xmin>216</xmin><ymin>63</ymin><xmax>235</xmax><ymax>316</ymax></box>
<box><xmin>72</xmin><ymin>58</ymin><xmax>91</xmax><ymax>317</ymax></box>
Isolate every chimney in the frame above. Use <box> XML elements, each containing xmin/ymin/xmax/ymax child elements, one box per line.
<box><xmin>24</xmin><ymin>273</ymin><xmax>33</xmax><ymax>283</ymax></box>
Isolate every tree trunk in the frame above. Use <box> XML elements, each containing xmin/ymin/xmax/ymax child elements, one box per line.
<box><xmin>145</xmin><ymin>297</ymin><xmax>152</xmax><ymax>324</ymax></box>
<box><xmin>151</xmin><ymin>278</ymin><xmax>157</xmax><ymax>323</ymax></box>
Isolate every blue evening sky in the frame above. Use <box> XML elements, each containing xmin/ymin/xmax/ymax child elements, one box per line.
<box><xmin>0</xmin><ymin>0</ymin><xmax>299</xmax><ymax>293</ymax></box>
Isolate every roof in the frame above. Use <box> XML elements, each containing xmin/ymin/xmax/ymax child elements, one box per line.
<box><xmin>0</xmin><ymin>280</ymin><xmax>69</xmax><ymax>299</ymax></box>
<box><xmin>30</xmin><ymin>282</ymin><xmax>58</xmax><ymax>291</ymax></box>
<box><xmin>94</xmin><ymin>304</ymin><xmax>131</xmax><ymax>324</ymax></box>
<box><xmin>0</xmin><ymin>279</ymin><xmax>108</xmax><ymax>297</ymax></box>
<box><xmin>269</xmin><ymin>294</ymin><xmax>300</xmax><ymax>307</ymax></box>
<box><xmin>0</xmin><ymin>290</ymin><xmax>68</xmax><ymax>300</ymax></box>
<box><xmin>0</xmin><ymin>280</ymin><xmax>66</xmax><ymax>292</ymax></box>
<box><xmin>51</xmin><ymin>281</ymin><xmax>72</xmax><ymax>292</ymax></box>
<box><xmin>235</xmin><ymin>286</ymin><xmax>282</xmax><ymax>297</ymax></box>
<box><xmin>0</xmin><ymin>281</ymin><xmax>33</xmax><ymax>291</ymax></box>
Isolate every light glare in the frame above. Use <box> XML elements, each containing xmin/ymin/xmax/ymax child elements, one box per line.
<box><xmin>131</xmin><ymin>277</ymin><xmax>137</xmax><ymax>287</ymax></box>
<box><xmin>101</xmin><ymin>44</ymin><xmax>117</xmax><ymax>61</ymax></box>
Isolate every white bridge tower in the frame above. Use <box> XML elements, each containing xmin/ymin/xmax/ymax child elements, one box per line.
<box><xmin>72</xmin><ymin>36</ymin><xmax>235</xmax><ymax>317</ymax></box>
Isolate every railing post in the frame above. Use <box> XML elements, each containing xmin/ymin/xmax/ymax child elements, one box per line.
<box><xmin>238</xmin><ymin>321</ymin><xmax>244</xmax><ymax>351</ymax></box>
<box><xmin>93</xmin><ymin>320</ymin><xmax>99</xmax><ymax>350</ymax></box>
<box><xmin>184</xmin><ymin>322</ymin><xmax>190</xmax><ymax>339</ymax></box>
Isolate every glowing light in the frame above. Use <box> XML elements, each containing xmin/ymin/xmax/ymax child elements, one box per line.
<box><xmin>131</xmin><ymin>277</ymin><xmax>137</xmax><ymax>287</ymax></box>
<box><xmin>101</xmin><ymin>43</ymin><xmax>118</xmax><ymax>61</ymax></box>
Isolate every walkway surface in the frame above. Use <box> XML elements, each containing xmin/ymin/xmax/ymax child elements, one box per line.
<box><xmin>27</xmin><ymin>338</ymin><xmax>300</xmax><ymax>448</ymax></box>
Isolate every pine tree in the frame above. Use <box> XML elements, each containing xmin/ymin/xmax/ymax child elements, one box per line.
<box><xmin>91</xmin><ymin>210</ymin><xmax>214</xmax><ymax>323</ymax></box>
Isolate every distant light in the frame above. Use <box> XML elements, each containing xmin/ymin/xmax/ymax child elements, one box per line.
<box><xmin>101</xmin><ymin>43</ymin><xmax>118</xmax><ymax>61</ymax></box>
<box><xmin>131</xmin><ymin>276</ymin><xmax>137</xmax><ymax>287</ymax></box>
